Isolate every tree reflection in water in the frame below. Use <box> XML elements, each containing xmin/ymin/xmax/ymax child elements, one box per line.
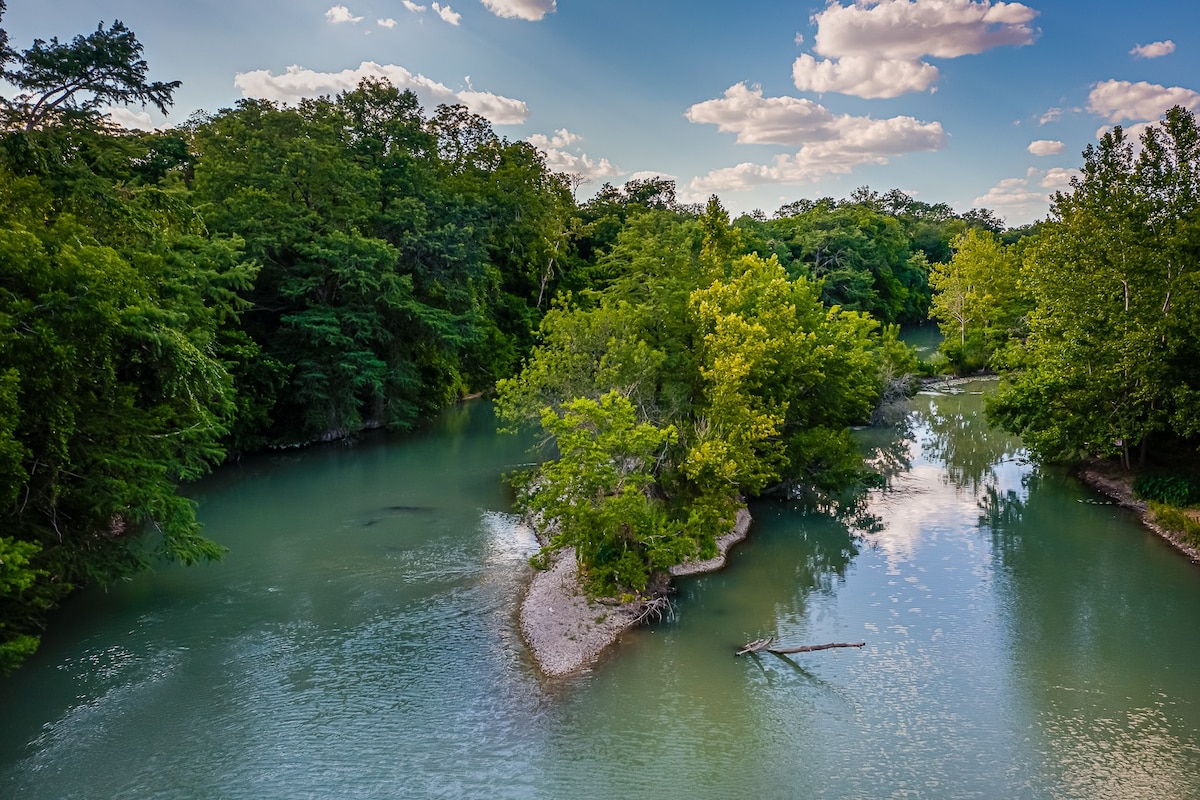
<box><xmin>919</xmin><ymin>390</ymin><xmax>1026</xmax><ymax>495</ymax></box>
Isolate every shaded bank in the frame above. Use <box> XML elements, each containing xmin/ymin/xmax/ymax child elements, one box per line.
<box><xmin>1077</xmin><ymin>460</ymin><xmax>1200</xmax><ymax>564</ymax></box>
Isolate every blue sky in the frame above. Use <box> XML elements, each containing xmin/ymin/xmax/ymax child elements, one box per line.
<box><xmin>4</xmin><ymin>1</ymin><xmax>1198</xmax><ymax>225</ymax></box>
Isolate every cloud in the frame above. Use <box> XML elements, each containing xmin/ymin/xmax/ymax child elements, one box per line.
<box><xmin>432</xmin><ymin>2</ymin><xmax>461</xmax><ymax>24</ymax></box>
<box><xmin>1040</xmin><ymin>167</ymin><xmax>1078</xmax><ymax>192</ymax></box>
<box><xmin>1027</xmin><ymin>139</ymin><xmax>1064</xmax><ymax>156</ymax></box>
<box><xmin>1130</xmin><ymin>40</ymin><xmax>1175</xmax><ymax>59</ymax></box>
<box><xmin>686</xmin><ymin>83</ymin><xmax>837</xmax><ymax>144</ymax></box>
<box><xmin>627</xmin><ymin>170</ymin><xmax>677</xmax><ymax>183</ymax></box>
<box><xmin>480</xmin><ymin>0</ymin><xmax>555</xmax><ymax>21</ymax></box>
<box><xmin>686</xmin><ymin>83</ymin><xmax>944</xmax><ymax>191</ymax></box>
<box><xmin>1038</xmin><ymin>106</ymin><xmax>1063</xmax><ymax>125</ymax></box>
<box><xmin>234</xmin><ymin>62</ymin><xmax>528</xmax><ymax>125</ymax></box>
<box><xmin>1087</xmin><ymin>79</ymin><xmax>1200</xmax><ymax>123</ymax></box>
<box><xmin>403</xmin><ymin>0</ymin><xmax>427</xmax><ymax>10</ymax></box>
<box><xmin>793</xmin><ymin>0</ymin><xmax>1039</xmax><ymax>98</ymax></box>
<box><xmin>527</xmin><ymin>128</ymin><xmax>581</xmax><ymax>148</ymax></box>
<box><xmin>526</xmin><ymin>128</ymin><xmax>620</xmax><ymax>180</ymax></box>
<box><xmin>377</xmin><ymin>18</ymin><xmax>397</xmax><ymax>28</ymax></box>
<box><xmin>103</xmin><ymin>107</ymin><xmax>158</xmax><ymax>130</ymax></box>
<box><xmin>325</xmin><ymin>5</ymin><xmax>364</xmax><ymax>24</ymax></box>
<box><xmin>456</xmin><ymin>90</ymin><xmax>528</xmax><ymax>124</ymax></box>
<box><xmin>973</xmin><ymin>166</ymin><xmax>1081</xmax><ymax>225</ymax></box>
<box><xmin>793</xmin><ymin>55</ymin><xmax>939</xmax><ymax>99</ymax></box>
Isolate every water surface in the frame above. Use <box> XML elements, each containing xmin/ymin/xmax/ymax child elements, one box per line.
<box><xmin>3</xmin><ymin>388</ymin><xmax>1199</xmax><ymax>799</ymax></box>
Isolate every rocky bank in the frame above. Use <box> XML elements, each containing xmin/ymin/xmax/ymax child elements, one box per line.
<box><xmin>519</xmin><ymin>508</ymin><xmax>753</xmax><ymax>677</ymax></box>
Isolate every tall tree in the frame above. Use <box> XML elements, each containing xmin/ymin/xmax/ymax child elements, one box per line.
<box><xmin>500</xmin><ymin>206</ymin><xmax>893</xmax><ymax>595</ymax></box>
<box><xmin>0</xmin><ymin>19</ymin><xmax>179</xmax><ymax>130</ymax></box>
<box><xmin>928</xmin><ymin>228</ymin><xmax>1026</xmax><ymax>371</ymax></box>
<box><xmin>989</xmin><ymin>107</ymin><xmax>1200</xmax><ymax>466</ymax></box>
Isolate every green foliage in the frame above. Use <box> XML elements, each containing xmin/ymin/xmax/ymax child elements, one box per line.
<box><xmin>0</xmin><ymin>15</ymin><xmax>257</xmax><ymax>669</ymax></box>
<box><xmin>191</xmin><ymin>85</ymin><xmax>573</xmax><ymax>442</ymax></box>
<box><xmin>1148</xmin><ymin>502</ymin><xmax>1200</xmax><ymax>548</ymax></box>
<box><xmin>928</xmin><ymin>228</ymin><xmax>1027</xmax><ymax>373</ymax></box>
<box><xmin>502</xmin><ymin>203</ymin><xmax>895</xmax><ymax>595</ymax></box>
<box><xmin>520</xmin><ymin>392</ymin><xmax>680</xmax><ymax>593</ymax></box>
<box><xmin>989</xmin><ymin>107</ymin><xmax>1200</xmax><ymax>466</ymax></box>
<box><xmin>0</xmin><ymin>19</ymin><xmax>180</xmax><ymax>131</ymax></box>
<box><xmin>1134</xmin><ymin>475</ymin><xmax>1200</xmax><ymax>507</ymax></box>
<box><xmin>758</xmin><ymin>203</ymin><xmax>926</xmax><ymax>323</ymax></box>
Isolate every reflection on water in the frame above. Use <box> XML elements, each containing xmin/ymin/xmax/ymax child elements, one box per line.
<box><xmin>3</xmin><ymin>393</ymin><xmax>1200</xmax><ymax>799</ymax></box>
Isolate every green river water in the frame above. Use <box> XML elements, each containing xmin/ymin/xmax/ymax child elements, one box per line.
<box><xmin>3</xmin><ymin>379</ymin><xmax>1200</xmax><ymax>799</ymax></box>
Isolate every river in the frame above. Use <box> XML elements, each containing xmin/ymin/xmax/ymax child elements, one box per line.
<box><xmin>3</xmin><ymin>383</ymin><xmax>1200</xmax><ymax>798</ymax></box>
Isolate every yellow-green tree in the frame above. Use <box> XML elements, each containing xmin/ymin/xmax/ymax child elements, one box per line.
<box><xmin>928</xmin><ymin>228</ymin><xmax>1026</xmax><ymax>371</ymax></box>
<box><xmin>500</xmin><ymin>207</ymin><xmax>896</xmax><ymax>595</ymax></box>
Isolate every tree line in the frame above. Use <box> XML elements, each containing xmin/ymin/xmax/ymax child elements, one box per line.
<box><xmin>924</xmin><ymin>106</ymin><xmax>1200</xmax><ymax>478</ymax></box>
<box><xmin>0</xmin><ymin>11</ymin><xmax>1005</xmax><ymax>671</ymax></box>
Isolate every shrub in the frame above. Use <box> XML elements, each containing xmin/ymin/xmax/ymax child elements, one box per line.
<box><xmin>1133</xmin><ymin>474</ymin><xmax>1200</xmax><ymax>507</ymax></box>
<box><xmin>1148</xmin><ymin>501</ymin><xmax>1200</xmax><ymax>548</ymax></box>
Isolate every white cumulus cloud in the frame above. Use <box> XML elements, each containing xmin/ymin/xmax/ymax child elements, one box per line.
<box><xmin>103</xmin><ymin>107</ymin><xmax>158</xmax><ymax>130</ymax></box>
<box><xmin>403</xmin><ymin>1</ymin><xmax>427</xmax><ymax>11</ymax></box>
<box><xmin>234</xmin><ymin>62</ymin><xmax>528</xmax><ymax>125</ymax></box>
<box><xmin>1027</xmin><ymin>139</ymin><xmax>1064</xmax><ymax>156</ymax></box>
<box><xmin>1087</xmin><ymin>79</ymin><xmax>1200</xmax><ymax>124</ymax></box>
<box><xmin>1040</xmin><ymin>167</ymin><xmax>1078</xmax><ymax>192</ymax></box>
<box><xmin>1131</xmin><ymin>40</ymin><xmax>1175</xmax><ymax>59</ymax></box>
<box><xmin>973</xmin><ymin>166</ymin><xmax>1081</xmax><ymax>225</ymax></box>
<box><xmin>527</xmin><ymin>128</ymin><xmax>581</xmax><ymax>148</ymax></box>
<box><xmin>480</xmin><ymin>0</ymin><xmax>555</xmax><ymax>21</ymax></box>
<box><xmin>432</xmin><ymin>3</ymin><xmax>462</xmax><ymax>25</ymax></box>
<box><xmin>793</xmin><ymin>0</ymin><xmax>1039</xmax><ymax>98</ymax></box>
<box><xmin>686</xmin><ymin>83</ymin><xmax>944</xmax><ymax>191</ymax></box>
<box><xmin>377</xmin><ymin>18</ymin><xmax>397</xmax><ymax>28</ymax></box>
<box><xmin>526</xmin><ymin>128</ymin><xmax>619</xmax><ymax>181</ymax></box>
<box><xmin>686</xmin><ymin>83</ymin><xmax>837</xmax><ymax>144</ymax></box>
<box><xmin>792</xmin><ymin>54</ymin><xmax>939</xmax><ymax>99</ymax></box>
<box><xmin>325</xmin><ymin>5</ymin><xmax>364</xmax><ymax>24</ymax></box>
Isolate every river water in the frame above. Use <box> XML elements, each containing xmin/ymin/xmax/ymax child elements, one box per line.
<box><xmin>3</xmin><ymin>384</ymin><xmax>1200</xmax><ymax>799</ymax></box>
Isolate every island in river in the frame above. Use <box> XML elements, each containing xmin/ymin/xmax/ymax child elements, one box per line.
<box><xmin>520</xmin><ymin>509</ymin><xmax>752</xmax><ymax>676</ymax></box>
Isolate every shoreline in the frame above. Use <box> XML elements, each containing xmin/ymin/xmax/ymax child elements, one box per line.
<box><xmin>1076</xmin><ymin>460</ymin><xmax>1200</xmax><ymax>564</ymax></box>
<box><xmin>519</xmin><ymin>508</ymin><xmax>753</xmax><ymax>677</ymax></box>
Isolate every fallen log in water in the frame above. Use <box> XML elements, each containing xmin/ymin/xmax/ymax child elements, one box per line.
<box><xmin>736</xmin><ymin>638</ymin><xmax>865</xmax><ymax>656</ymax></box>
<box><xmin>769</xmin><ymin>641</ymin><xmax>865</xmax><ymax>655</ymax></box>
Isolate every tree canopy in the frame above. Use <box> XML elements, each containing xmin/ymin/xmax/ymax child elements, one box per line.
<box><xmin>1</xmin><ymin>18</ymin><xmax>179</xmax><ymax>130</ymax></box>
<box><xmin>498</xmin><ymin>200</ymin><xmax>905</xmax><ymax>595</ymax></box>
<box><xmin>987</xmin><ymin>107</ymin><xmax>1200</xmax><ymax>467</ymax></box>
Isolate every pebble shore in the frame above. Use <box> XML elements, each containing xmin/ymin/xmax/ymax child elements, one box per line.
<box><xmin>519</xmin><ymin>509</ymin><xmax>753</xmax><ymax>677</ymax></box>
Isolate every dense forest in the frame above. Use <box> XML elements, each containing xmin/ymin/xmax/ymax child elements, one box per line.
<box><xmin>3</xmin><ymin>12</ymin><xmax>1196</xmax><ymax>673</ymax></box>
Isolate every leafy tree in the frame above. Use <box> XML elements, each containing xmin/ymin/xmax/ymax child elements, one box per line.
<box><xmin>0</xmin><ymin>14</ymin><xmax>258</xmax><ymax>671</ymax></box>
<box><xmin>501</xmin><ymin>205</ymin><xmax>893</xmax><ymax>595</ymax></box>
<box><xmin>928</xmin><ymin>228</ymin><xmax>1026</xmax><ymax>371</ymax></box>
<box><xmin>759</xmin><ymin>202</ymin><xmax>929</xmax><ymax>323</ymax></box>
<box><xmin>190</xmin><ymin>86</ymin><xmax>572</xmax><ymax>442</ymax></box>
<box><xmin>0</xmin><ymin>19</ymin><xmax>180</xmax><ymax>130</ymax></box>
<box><xmin>989</xmin><ymin>107</ymin><xmax>1200</xmax><ymax>467</ymax></box>
<box><xmin>521</xmin><ymin>392</ymin><xmax>680</xmax><ymax>594</ymax></box>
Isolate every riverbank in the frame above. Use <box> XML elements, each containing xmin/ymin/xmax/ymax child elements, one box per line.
<box><xmin>1077</xmin><ymin>459</ymin><xmax>1200</xmax><ymax>564</ymax></box>
<box><xmin>519</xmin><ymin>508</ymin><xmax>753</xmax><ymax>676</ymax></box>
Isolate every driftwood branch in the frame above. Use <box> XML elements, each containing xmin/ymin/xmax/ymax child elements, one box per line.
<box><xmin>769</xmin><ymin>641</ymin><xmax>865</xmax><ymax>654</ymax></box>
<box><xmin>736</xmin><ymin>637</ymin><xmax>775</xmax><ymax>655</ymax></box>
<box><xmin>736</xmin><ymin>637</ymin><xmax>865</xmax><ymax>656</ymax></box>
